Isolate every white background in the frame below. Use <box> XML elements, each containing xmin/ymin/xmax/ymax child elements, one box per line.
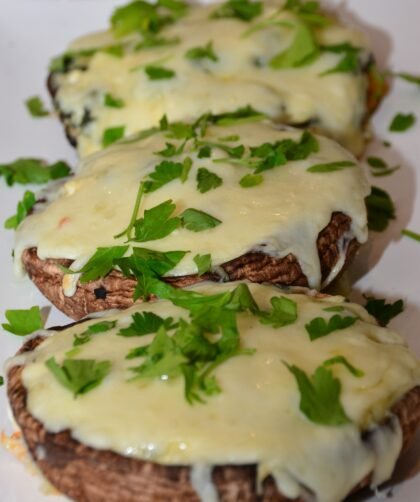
<box><xmin>0</xmin><ymin>1</ymin><xmax>419</xmax><ymax>500</ymax></box>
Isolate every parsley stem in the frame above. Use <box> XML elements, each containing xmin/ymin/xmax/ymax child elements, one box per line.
<box><xmin>402</xmin><ymin>228</ymin><xmax>420</xmax><ymax>242</ymax></box>
<box><xmin>114</xmin><ymin>181</ymin><xmax>145</xmax><ymax>240</ymax></box>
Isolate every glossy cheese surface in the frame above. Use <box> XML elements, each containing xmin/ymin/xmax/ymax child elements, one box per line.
<box><xmin>16</xmin><ymin>283</ymin><xmax>420</xmax><ymax>502</ymax></box>
<box><xmin>14</xmin><ymin>121</ymin><xmax>369</xmax><ymax>289</ymax></box>
<box><xmin>53</xmin><ymin>1</ymin><xmax>371</xmax><ymax>157</ymax></box>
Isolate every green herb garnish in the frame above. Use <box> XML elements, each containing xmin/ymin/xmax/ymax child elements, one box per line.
<box><xmin>239</xmin><ymin>173</ymin><xmax>263</xmax><ymax>187</ymax></box>
<box><xmin>186</xmin><ymin>41</ymin><xmax>218</xmax><ymax>62</ymax></box>
<box><xmin>180</xmin><ymin>208</ymin><xmax>222</xmax><ymax>232</ymax></box>
<box><xmin>0</xmin><ymin>159</ymin><xmax>71</xmax><ymax>186</ymax></box>
<box><xmin>321</xmin><ymin>43</ymin><xmax>361</xmax><ymax>76</ymax></box>
<box><xmin>305</xmin><ymin>314</ymin><xmax>358</xmax><ymax>341</ymax></box>
<box><xmin>73</xmin><ymin>321</ymin><xmax>117</xmax><ymax>347</ymax></box>
<box><xmin>285</xmin><ymin>362</ymin><xmax>350</xmax><ymax>425</ymax></box>
<box><xmin>366</xmin><ymin>156</ymin><xmax>399</xmax><ymax>177</ymax></box>
<box><xmin>196</xmin><ymin>167</ymin><xmax>222</xmax><ymax>193</ymax></box>
<box><xmin>102</xmin><ymin>126</ymin><xmax>125</xmax><ymax>147</ymax></box>
<box><xmin>389</xmin><ymin>113</ymin><xmax>416</xmax><ymax>132</ymax></box>
<box><xmin>119</xmin><ymin>311</ymin><xmax>176</xmax><ymax>337</ymax></box>
<box><xmin>323</xmin><ymin>355</ymin><xmax>364</xmax><ymax>377</ymax></box>
<box><xmin>193</xmin><ymin>253</ymin><xmax>212</xmax><ymax>275</ymax></box>
<box><xmin>307</xmin><ymin>160</ymin><xmax>355</xmax><ymax>173</ymax></box>
<box><xmin>212</xmin><ymin>0</ymin><xmax>263</xmax><ymax>22</ymax></box>
<box><xmin>366</xmin><ymin>186</ymin><xmax>395</xmax><ymax>232</ymax></box>
<box><xmin>364</xmin><ymin>296</ymin><xmax>404</xmax><ymax>326</ymax></box>
<box><xmin>46</xmin><ymin>357</ymin><xmax>111</xmax><ymax>397</ymax></box>
<box><xmin>2</xmin><ymin>306</ymin><xmax>43</xmax><ymax>335</ymax></box>
<box><xmin>4</xmin><ymin>190</ymin><xmax>36</xmax><ymax>230</ymax></box>
<box><xmin>25</xmin><ymin>96</ymin><xmax>50</xmax><ymax>117</ymax></box>
<box><xmin>132</xmin><ymin>200</ymin><xmax>181</xmax><ymax>242</ymax></box>
<box><xmin>145</xmin><ymin>65</ymin><xmax>176</xmax><ymax>80</ymax></box>
<box><xmin>144</xmin><ymin>160</ymin><xmax>190</xmax><ymax>192</ymax></box>
<box><xmin>259</xmin><ymin>296</ymin><xmax>297</xmax><ymax>328</ymax></box>
<box><xmin>402</xmin><ymin>228</ymin><xmax>420</xmax><ymax>242</ymax></box>
<box><xmin>104</xmin><ymin>93</ymin><xmax>125</xmax><ymax>108</ymax></box>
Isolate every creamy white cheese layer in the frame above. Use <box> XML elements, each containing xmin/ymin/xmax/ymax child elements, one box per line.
<box><xmin>14</xmin><ymin>121</ymin><xmax>369</xmax><ymax>289</ymax></box>
<box><xmin>53</xmin><ymin>0</ymin><xmax>371</xmax><ymax>157</ymax></box>
<box><xmin>14</xmin><ymin>283</ymin><xmax>420</xmax><ymax>502</ymax></box>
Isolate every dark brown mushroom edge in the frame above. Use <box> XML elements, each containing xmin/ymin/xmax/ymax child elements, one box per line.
<box><xmin>7</xmin><ymin>335</ymin><xmax>420</xmax><ymax>502</ymax></box>
<box><xmin>21</xmin><ymin>212</ymin><xmax>359</xmax><ymax>320</ymax></box>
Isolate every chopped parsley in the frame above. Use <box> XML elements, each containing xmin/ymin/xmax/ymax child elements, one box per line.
<box><xmin>285</xmin><ymin>362</ymin><xmax>350</xmax><ymax>425</ymax></box>
<box><xmin>193</xmin><ymin>253</ymin><xmax>212</xmax><ymax>275</ymax></box>
<box><xmin>180</xmin><ymin>208</ymin><xmax>222</xmax><ymax>232</ymax></box>
<box><xmin>73</xmin><ymin>321</ymin><xmax>117</xmax><ymax>347</ymax></box>
<box><xmin>402</xmin><ymin>228</ymin><xmax>420</xmax><ymax>242</ymax></box>
<box><xmin>364</xmin><ymin>296</ymin><xmax>404</xmax><ymax>326</ymax></box>
<box><xmin>270</xmin><ymin>20</ymin><xmax>319</xmax><ymax>69</ymax></box>
<box><xmin>144</xmin><ymin>160</ymin><xmax>190</xmax><ymax>192</ymax></box>
<box><xmin>25</xmin><ymin>96</ymin><xmax>50</xmax><ymax>117</ymax></box>
<box><xmin>144</xmin><ymin>65</ymin><xmax>176</xmax><ymax>80</ymax></box>
<box><xmin>307</xmin><ymin>160</ymin><xmax>355</xmax><ymax>173</ymax></box>
<box><xmin>132</xmin><ymin>200</ymin><xmax>181</xmax><ymax>242</ymax></box>
<box><xmin>305</xmin><ymin>314</ymin><xmax>358</xmax><ymax>341</ymax></box>
<box><xmin>0</xmin><ymin>158</ymin><xmax>71</xmax><ymax>186</ymax></box>
<box><xmin>366</xmin><ymin>156</ymin><xmax>399</xmax><ymax>177</ymax></box>
<box><xmin>119</xmin><ymin>311</ymin><xmax>176</xmax><ymax>337</ymax></box>
<box><xmin>239</xmin><ymin>173</ymin><xmax>263</xmax><ymax>187</ymax></box>
<box><xmin>211</xmin><ymin>105</ymin><xmax>266</xmax><ymax>126</ymax></box>
<box><xmin>155</xmin><ymin>142</ymin><xmax>185</xmax><ymax>157</ymax></box>
<box><xmin>366</xmin><ymin>186</ymin><xmax>395</xmax><ymax>232</ymax></box>
<box><xmin>196</xmin><ymin>167</ymin><xmax>222</xmax><ymax>193</ymax></box>
<box><xmin>212</xmin><ymin>0</ymin><xmax>263</xmax><ymax>22</ymax></box>
<box><xmin>0</xmin><ymin>376</ymin><xmax>3</xmax><ymax>386</ymax></box>
<box><xmin>2</xmin><ymin>306</ymin><xmax>43</xmax><ymax>336</ymax></box>
<box><xmin>62</xmin><ymin>246</ymin><xmax>129</xmax><ymax>283</ymax></box>
<box><xmin>104</xmin><ymin>93</ymin><xmax>125</xmax><ymax>108</ymax></box>
<box><xmin>4</xmin><ymin>190</ymin><xmax>36</xmax><ymax>230</ymax></box>
<box><xmin>389</xmin><ymin>113</ymin><xmax>416</xmax><ymax>132</ymax></box>
<box><xmin>186</xmin><ymin>41</ymin><xmax>218</xmax><ymax>62</ymax></box>
<box><xmin>46</xmin><ymin>357</ymin><xmax>111</xmax><ymax>397</ymax></box>
<box><xmin>259</xmin><ymin>296</ymin><xmax>297</xmax><ymax>328</ymax></box>
<box><xmin>394</xmin><ymin>72</ymin><xmax>420</xmax><ymax>86</ymax></box>
<box><xmin>323</xmin><ymin>355</ymin><xmax>364</xmax><ymax>378</ymax></box>
<box><xmin>135</xmin><ymin>35</ymin><xmax>180</xmax><ymax>51</ymax></box>
<box><xmin>321</xmin><ymin>43</ymin><xmax>361</xmax><ymax>76</ymax></box>
<box><xmin>102</xmin><ymin>126</ymin><xmax>125</xmax><ymax>147</ymax></box>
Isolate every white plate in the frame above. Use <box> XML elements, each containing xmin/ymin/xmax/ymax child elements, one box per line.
<box><xmin>0</xmin><ymin>1</ymin><xmax>419</xmax><ymax>500</ymax></box>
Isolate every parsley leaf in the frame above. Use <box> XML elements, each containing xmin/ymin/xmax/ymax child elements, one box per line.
<box><xmin>133</xmin><ymin>200</ymin><xmax>181</xmax><ymax>242</ymax></box>
<box><xmin>259</xmin><ymin>296</ymin><xmax>298</xmax><ymax>328</ymax></box>
<box><xmin>196</xmin><ymin>167</ymin><xmax>222</xmax><ymax>193</ymax></box>
<box><xmin>364</xmin><ymin>296</ymin><xmax>404</xmax><ymax>326</ymax></box>
<box><xmin>2</xmin><ymin>306</ymin><xmax>43</xmax><ymax>336</ymax></box>
<box><xmin>211</xmin><ymin>105</ymin><xmax>266</xmax><ymax>126</ymax></box>
<box><xmin>270</xmin><ymin>20</ymin><xmax>319</xmax><ymax>69</ymax></box>
<box><xmin>181</xmin><ymin>208</ymin><xmax>222</xmax><ymax>232</ymax></box>
<box><xmin>389</xmin><ymin>113</ymin><xmax>416</xmax><ymax>132</ymax></box>
<box><xmin>193</xmin><ymin>253</ymin><xmax>212</xmax><ymax>275</ymax></box>
<box><xmin>25</xmin><ymin>96</ymin><xmax>50</xmax><ymax>117</ymax></box>
<box><xmin>307</xmin><ymin>160</ymin><xmax>355</xmax><ymax>173</ymax></box>
<box><xmin>0</xmin><ymin>159</ymin><xmax>71</xmax><ymax>186</ymax></box>
<box><xmin>73</xmin><ymin>321</ymin><xmax>117</xmax><ymax>347</ymax></box>
<box><xmin>239</xmin><ymin>173</ymin><xmax>263</xmax><ymax>187</ymax></box>
<box><xmin>366</xmin><ymin>156</ymin><xmax>399</xmax><ymax>177</ymax></box>
<box><xmin>114</xmin><ymin>182</ymin><xmax>145</xmax><ymax>240</ymax></box>
<box><xmin>212</xmin><ymin>0</ymin><xmax>263</xmax><ymax>22</ymax></box>
<box><xmin>46</xmin><ymin>357</ymin><xmax>111</xmax><ymax>397</ymax></box>
<box><xmin>305</xmin><ymin>314</ymin><xmax>358</xmax><ymax>341</ymax></box>
<box><xmin>66</xmin><ymin>246</ymin><xmax>129</xmax><ymax>283</ymax></box>
<box><xmin>0</xmin><ymin>376</ymin><xmax>3</xmax><ymax>386</ymax></box>
<box><xmin>104</xmin><ymin>93</ymin><xmax>125</xmax><ymax>108</ymax></box>
<box><xmin>135</xmin><ymin>35</ymin><xmax>180</xmax><ymax>51</ymax></box>
<box><xmin>366</xmin><ymin>186</ymin><xmax>395</xmax><ymax>232</ymax></box>
<box><xmin>323</xmin><ymin>355</ymin><xmax>364</xmax><ymax>377</ymax></box>
<box><xmin>4</xmin><ymin>190</ymin><xmax>36</xmax><ymax>230</ymax></box>
<box><xmin>320</xmin><ymin>43</ymin><xmax>361</xmax><ymax>76</ymax></box>
<box><xmin>144</xmin><ymin>160</ymin><xmax>189</xmax><ymax>192</ymax></box>
<box><xmin>119</xmin><ymin>311</ymin><xmax>176</xmax><ymax>337</ymax></box>
<box><xmin>285</xmin><ymin>362</ymin><xmax>350</xmax><ymax>425</ymax></box>
<box><xmin>145</xmin><ymin>65</ymin><xmax>176</xmax><ymax>80</ymax></box>
<box><xmin>185</xmin><ymin>41</ymin><xmax>218</xmax><ymax>62</ymax></box>
<box><xmin>402</xmin><ymin>228</ymin><xmax>420</xmax><ymax>242</ymax></box>
<box><xmin>395</xmin><ymin>72</ymin><xmax>420</xmax><ymax>86</ymax></box>
<box><xmin>155</xmin><ymin>142</ymin><xmax>185</xmax><ymax>157</ymax></box>
<box><xmin>102</xmin><ymin>126</ymin><xmax>125</xmax><ymax>147</ymax></box>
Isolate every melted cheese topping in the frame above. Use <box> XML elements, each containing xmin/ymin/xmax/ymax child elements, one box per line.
<box><xmin>14</xmin><ymin>121</ymin><xmax>369</xmax><ymax>289</ymax></box>
<box><xmin>54</xmin><ymin>1</ymin><xmax>371</xmax><ymax>157</ymax></box>
<box><xmin>16</xmin><ymin>283</ymin><xmax>420</xmax><ymax>502</ymax></box>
